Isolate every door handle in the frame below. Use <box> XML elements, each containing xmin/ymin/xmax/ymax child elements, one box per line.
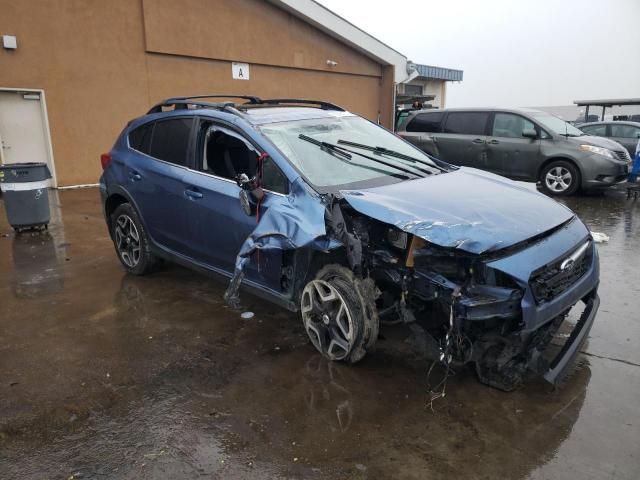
<box><xmin>184</xmin><ymin>188</ymin><xmax>203</xmax><ymax>200</ymax></box>
<box><xmin>487</xmin><ymin>139</ymin><xmax>500</xmax><ymax>145</ymax></box>
<box><xmin>472</xmin><ymin>138</ymin><xmax>486</xmax><ymax>144</ymax></box>
<box><xmin>129</xmin><ymin>171</ymin><xmax>142</xmax><ymax>181</ymax></box>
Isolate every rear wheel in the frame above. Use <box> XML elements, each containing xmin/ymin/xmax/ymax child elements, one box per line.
<box><xmin>110</xmin><ymin>203</ymin><xmax>159</xmax><ymax>275</ymax></box>
<box><xmin>300</xmin><ymin>265</ymin><xmax>378</xmax><ymax>364</ymax></box>
<box><xmin>540</xmin><ymin>160</ymin><xmax>580</xmax><ymax>196</ymax></box>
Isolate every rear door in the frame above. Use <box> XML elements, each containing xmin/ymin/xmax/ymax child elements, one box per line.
<box><xmin>486</xmin><ymin>112</ymin><xmax>541</xmax><ymax>179</ymax></box>
<box><xmin>433</xmin><ymin>111</ymin><xmax>490</xmax><ymax>167</ymax></box>
<box><xmin>126</xmin><ymin>116</ymin><xmax>195</xmax><ymax>255</ymax></box>
<box><xmin>610</xmin><ymin>124</ymin><xmax>640</xmax><ymax>157</ymax></box>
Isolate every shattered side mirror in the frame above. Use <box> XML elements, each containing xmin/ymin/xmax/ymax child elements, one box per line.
<box><xmin>236</xmin><ymin>173</ymin><xmax>265</xmax><ymax>216</ymax></box>
<box><xmin>239</xmin><ymin>189</ymin><xmax>254</xmax><ymax>216</ymax></box>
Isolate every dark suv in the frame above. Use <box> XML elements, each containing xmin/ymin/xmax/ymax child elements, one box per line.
<box><xmin>397</xmin><ymin>107</ymin><xmax>631</xmax><ymax>195</ymax></box>
<box><xmin>578</xmin><ymin>121</ymin><xmax>640</xmax><ymax>157</ymax></box>
<box><xmin>99</xmin><ymin>95</ymin><xmax>600</xmax><ymax>391</ymax></box>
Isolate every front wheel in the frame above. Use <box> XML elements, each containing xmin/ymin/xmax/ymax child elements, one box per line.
<box><xmin>540</xmin><ymin>161</ymin><xmax>580</xmax><ymax>196</ymax></box>
<box><xmin>300</xmin><ymin>265</ymin><xmax>378</xmax><ymax>364</ymax></box>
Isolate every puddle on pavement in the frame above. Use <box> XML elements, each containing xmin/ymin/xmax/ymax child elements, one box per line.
<box><xmin>1</xmin><ymin>186</ymin><xmax>639</xmax><ymax>479</ymax></box>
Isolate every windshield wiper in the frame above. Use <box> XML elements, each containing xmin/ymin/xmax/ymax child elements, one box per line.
<box><xmin>298</xmin><ymin>134</ymin><xmax>422</xmax><ymax>179</ymax></box>
<box><xmin>337</xmin><ymin>139</ymin><xmax>444</xmax><ymax>174</ymax></box>
<box><xmin>298</xmin><ymin>134</ymin><xmax>352</xmax><ymax>160</ymax></box>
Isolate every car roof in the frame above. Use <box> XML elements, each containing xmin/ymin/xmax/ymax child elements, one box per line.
<box><xmin>578</xmin><ymin>120</ymin><xmax>640</xmax><ymax>127</ymax></box>
<box><xmin>407</xmin><ymin>107</ymin><xmax>546</xmax><ymax>116</ymax></box>
<box><xmin>142</xmin><ymin>96</ymin><xmax>357</xmax><ymax>127</ymax></box>
<box><xmin>239</xmin><ymin>106</ymin><xmax>354</xmax><ymax>125</ymax></box>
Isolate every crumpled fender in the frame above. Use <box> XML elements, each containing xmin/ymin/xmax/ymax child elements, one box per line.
<box><xmin>224</xmin><ymin>177</ymin><xmax>329</xmax><ymax>307</ymax></box>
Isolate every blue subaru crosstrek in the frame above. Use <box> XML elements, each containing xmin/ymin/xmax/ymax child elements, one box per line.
<box><xmin>99</xmin><ymin>95</ymin><xmax>600</xmax><ymax>391</ymax></box>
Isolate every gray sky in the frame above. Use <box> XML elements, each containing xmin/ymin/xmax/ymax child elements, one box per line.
<box><xmin>317</xmin><ymin>0</ymin><xmax>640</xmax><ymax>108</ymax></box>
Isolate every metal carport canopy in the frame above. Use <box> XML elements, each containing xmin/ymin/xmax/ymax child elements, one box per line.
<box><xmin>574</xmin><ymin>98</ymin><xmax>640</xmax><ymax>121</ymax></box>
<box><xmin>574</xmin><ymin>98</ymin><xmax>640</xmax><ymax>107</ymax></box>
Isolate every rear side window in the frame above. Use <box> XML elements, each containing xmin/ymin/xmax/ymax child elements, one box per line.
<box><xmin>405</xmin><ymin>112</ymin><xmax>444</xmax><ymax>133</ymax></box>
<box><xmin>443</xmin><ymin>112</ymin><xmax>489</xmax><ymax>135</ymax></box>
<box><xmin>128</xmin><ymin>122</ymin><xmax>153</xmax><ymax>154</ymax></box>
<box><xmin>148</xmin><ymin>117</ymin><xmax>194</xmax><ymax>166</ymax></box>
<box><xmin>581</xmin><ymin>124</ymin><xmax>607</xmax><ymax>136</ymax></box>
<box><xmin>611</xmin><ymin>124</ymin><xmax>640</xmax><ymax>138</ymax></box>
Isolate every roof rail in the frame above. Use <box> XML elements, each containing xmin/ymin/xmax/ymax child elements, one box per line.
<box><xmin>146</xmin><ymin>95</ymin><xmax>344</xmax><ymax>115</ymax></box>
<box><xmin>166</xmin><ymin>94</ymin><xmax>263</xmax><ymax>104</ymax></box>
<box><xmin>259</xmin><ymin>98</ymin><xmax>344</xmax><ymax>111</ymax></box>
<box><xmin>146</xmin><ymin>99</ymin><xmax>239</xmax><ymax>115</ymax></box>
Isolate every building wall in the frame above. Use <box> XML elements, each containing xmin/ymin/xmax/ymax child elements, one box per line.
<box><xmin>0</xmin><ymin>0</ymin><xmax>394</xmax><ymax>186</ymax></box>
<box><xmin>398</xmin><ymin>79</ymin><xmax>447</xmax><ymax>108</ymax></box>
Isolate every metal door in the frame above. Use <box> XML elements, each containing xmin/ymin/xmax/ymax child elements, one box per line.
<box><xmin>0</xmin><ymin>91</ymin><xmax>52</xmax><ymax>178</ymax></box>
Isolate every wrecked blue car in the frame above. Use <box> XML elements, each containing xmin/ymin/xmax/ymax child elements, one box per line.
<box><xmin>99</xmin><ymin>96</ymin><xmax>600</xmax><ymax>391</ymax></box>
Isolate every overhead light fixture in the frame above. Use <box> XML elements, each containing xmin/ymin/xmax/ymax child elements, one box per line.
<box><xmin>2</xmin><ymin>35</ymin><xmax>17</xmax><ymax>49</ymax></box>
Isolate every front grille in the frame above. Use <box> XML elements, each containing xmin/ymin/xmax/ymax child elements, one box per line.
<box><xmin>530</xmin><ymin>243</ymin><xmax>592</xmax><ymax>303</ymax></box>
<box><xmin>613</xmin><ymin>149</ymin><xmax>631</xmax><ymax>162</ymax></box>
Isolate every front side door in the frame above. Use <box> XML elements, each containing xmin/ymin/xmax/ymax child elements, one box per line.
<box><xmin>610</xmin><ymin>124</ymin><xmax>640</xmax><ymax>157</ymax></box>
<box><xmin>432</xmin><ymin>111</ymin><xmax>490</xmax><ymax>168</ymax></box>
<box><xmin>125</xmin><ymin>116</ymin><xmax>195</xmax><ymax>256</ymax></box>
<box><xmin>485</xmin><ymin>112</ymin><xmax>541</xmax><ymax>179</ymax></box>
<box><xmin>185</xmin><ymin>121</ymin><xmax>290</xmax><ymax>291</ymax></box>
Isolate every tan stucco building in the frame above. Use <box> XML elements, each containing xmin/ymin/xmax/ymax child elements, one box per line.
<box><xmin>0</xmin><ymin>0</ymin><xmax>414</xmax><ymax>186</ymax></box>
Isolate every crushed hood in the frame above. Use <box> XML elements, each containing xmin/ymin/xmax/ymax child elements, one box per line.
<box><xmin>340</xmin><ymin>168</ymin><xmax>575</xmax><ymax>255</ymax></box>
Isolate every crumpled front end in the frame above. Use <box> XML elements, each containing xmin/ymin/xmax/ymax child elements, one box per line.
<box><xmin>223</xmin><ymin>167</ymin><xmax>599</xmax><ymax>391</ymax></box>
<box><xmin>365</xmin><ymin>213</ymin><xmax>599</xmax><ymax>391</ymax></box>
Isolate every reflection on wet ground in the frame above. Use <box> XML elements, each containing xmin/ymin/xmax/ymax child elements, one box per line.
<box><xmin>0</xmin><ymin>186</ymin><xmax>639</xmax><ymax>479</ymax></box>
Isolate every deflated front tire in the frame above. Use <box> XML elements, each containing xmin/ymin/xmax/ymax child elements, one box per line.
<box><xmin>301</xmin><ymin>264</ymin><xmax>379</xmax><ymax>364</ymax></box>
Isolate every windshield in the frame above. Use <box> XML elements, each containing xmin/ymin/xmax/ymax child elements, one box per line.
<box><xmin>530</xmin><ymin>112</ymin><xmax>584</xmax><ymax>136</ymax></box>
<box><xmin>259</xmin><ymin>115</ymin><xmax>440</xmax><ymax>189</ymax></box>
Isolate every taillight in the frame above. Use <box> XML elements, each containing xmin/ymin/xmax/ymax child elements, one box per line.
<box><xmin>100</xmin><ymin>153</ymin><xmax>112</xmax><ymax>170</ymax></box>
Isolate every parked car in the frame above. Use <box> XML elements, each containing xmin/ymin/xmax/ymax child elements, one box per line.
<box><xmin>100</xmin><ymin>95</ymin><xmax>600</xmax><ymax>391</ymax></box>
<box><xmin>577</xmin><ymin>121</ymin><xmax>640</xmax><ymax>158</ymax></box>
<box><xmin>397</xmin><ymin>107</ymin><xmax>631</xmax><ymax>196</ymax></box>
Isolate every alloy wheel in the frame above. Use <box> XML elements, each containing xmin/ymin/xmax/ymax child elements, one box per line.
<box><xmin>114</xmin><ymin>214</ymin><xmax>141</xmax><ymax>268</ymax></box>
<box><xmin>545</xmin><ymin>166</ymin><xmax>572</xmax><ymax>193</ymax></box>
<box><xmin>301</xmin><ymin>280</ymin><xmax>354</xmax><ymax>361</ymax></box>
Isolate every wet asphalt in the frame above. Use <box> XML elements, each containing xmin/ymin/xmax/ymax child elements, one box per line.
<box><xmin>0</xmin><ymin>185</ymin><xmax>638</xmax><ymax>480</ymax></box>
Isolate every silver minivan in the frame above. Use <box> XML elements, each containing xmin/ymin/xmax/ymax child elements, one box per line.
<box><xmin>398</xmin><ymin>107</ymin><xmax>631</xmax><ymax>196</ymax></box>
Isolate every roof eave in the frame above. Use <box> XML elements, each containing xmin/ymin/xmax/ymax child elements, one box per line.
<box><xmin>267</xmin><ymin>0</ymin><xmax>409</xmax><ymax>82</ymax></box>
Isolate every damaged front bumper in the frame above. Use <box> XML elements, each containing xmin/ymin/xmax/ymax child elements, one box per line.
<box><xmin>543</xmin><ymin>291</ymin><xmax>599</xmax><ymax>385</ymax></box>
<box><xmin>406</xmin><ymin>217</ymin><xmax>600</xmax><ymax>390</ymax></box>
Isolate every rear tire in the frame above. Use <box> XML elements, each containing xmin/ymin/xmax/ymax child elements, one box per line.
<box><xmin>540</xmin><ymin>160</ymin><xmax>580</xmax><ymax>196</ymax></box>
<box><xmin>110</xmin><ymin>203</ymin><xmax>159</xmax><ymax>275</ymax></box>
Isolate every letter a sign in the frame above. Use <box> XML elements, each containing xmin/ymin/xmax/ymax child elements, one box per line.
<box><xmin>232</xmin><ymin>62</ymin><xmax>250</xmax><ymax>80</ymax></box>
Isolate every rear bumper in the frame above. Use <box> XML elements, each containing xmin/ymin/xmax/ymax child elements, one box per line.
<box><xmin>544</xmin><ymin>290</ymin><xmax>599</xmax><ymax>385</ymax></box>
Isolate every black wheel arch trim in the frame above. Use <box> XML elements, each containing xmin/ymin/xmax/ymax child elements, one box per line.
<box><xmin>104</xmin><ymin>185</ymin><xmax>156</xmax><ymax>244</ymax></box>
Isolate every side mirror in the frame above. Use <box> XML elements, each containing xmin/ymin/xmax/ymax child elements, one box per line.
<box><xmin>236</xmin><ymin>173</ymin><xmax>264</xmax><ymax>216</ymax></box>
<box><xmin>522</xmin><ymin>128</ymin><xmax>537</xmax><ymax>139</ymax></box>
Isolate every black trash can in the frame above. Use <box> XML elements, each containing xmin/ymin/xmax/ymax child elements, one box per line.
<box><xmin>0</xmin><ymin>162</ymin><xmax>52</xmax><ymax>231</ymax></box>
